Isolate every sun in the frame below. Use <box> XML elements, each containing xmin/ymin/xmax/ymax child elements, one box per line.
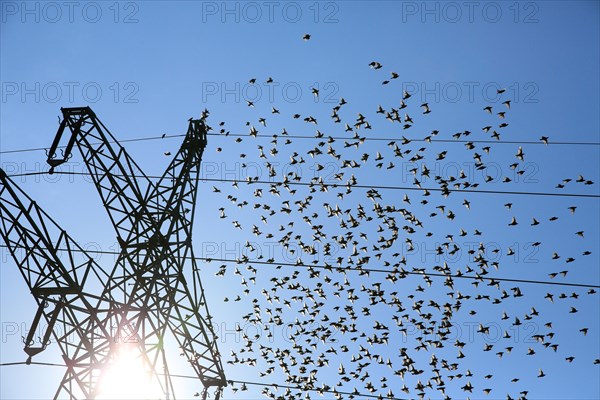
<box><xmin>96</xmin><ymin>345</ymin><xmax>164</xmax><ymax>400</ymax></box>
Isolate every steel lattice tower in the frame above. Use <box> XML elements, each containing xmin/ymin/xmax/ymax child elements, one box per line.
<box><xmin>0</xmin><ymin>107</ymin><xmax>226</xmax><ymax>399</ymax></box>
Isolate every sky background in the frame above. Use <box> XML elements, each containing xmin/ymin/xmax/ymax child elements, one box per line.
<box><xmin>1</xmin><ymin>1</ymin><xmax>599</xmax><ymax>399</ymax></box>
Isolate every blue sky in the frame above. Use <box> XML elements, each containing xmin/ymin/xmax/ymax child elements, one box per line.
<box><xmin>1</xmin><ymin>1</ymin><xmax>599</xmax><ymax>399</ymax></box>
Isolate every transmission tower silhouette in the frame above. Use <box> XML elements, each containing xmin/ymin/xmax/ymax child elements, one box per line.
<box><xmin>0</xmin><ymin>107</ymin><xmax>226</xmax><ymax>399</ymax></box>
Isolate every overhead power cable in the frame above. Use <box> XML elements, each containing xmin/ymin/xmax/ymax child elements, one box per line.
<box><xmin>1</xmin><ymin>131</ymin><xmax>599</xmax><ymax>156</ymax></box>
<box><xmin>0</xmin><ymin>362</ymin><xmax>409</xmax><ymax>400</ymax></box>
<box><xmin>5</xmin><ymin>171</ymin><xmax>599</xmax><ymax>199</ymax></box>
<box><xmin>1</xmin><ymin>244</ymin><xmax>598</xmax><ymax>289</ymax></box>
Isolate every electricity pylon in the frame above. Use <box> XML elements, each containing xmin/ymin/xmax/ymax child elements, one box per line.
<box><xmin>0</xmin><ymin>107</ymin><xmax>226</xmax><ymax>399</ymax></box>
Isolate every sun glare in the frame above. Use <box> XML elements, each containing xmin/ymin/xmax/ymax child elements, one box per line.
<box><xmin>96</xmin><ymin>346</ymin><xmax>164</xmax><ymax>400</ymax></box>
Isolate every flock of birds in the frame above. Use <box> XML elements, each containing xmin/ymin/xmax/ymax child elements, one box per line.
<box><xmin>159</xmin><ymin>36</ymin><xmax>600</xmax><ymax>400</ymax></box>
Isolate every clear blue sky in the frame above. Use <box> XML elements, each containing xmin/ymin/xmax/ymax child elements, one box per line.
<box><xmin>1</xmin><ymin>1</ymin><xmax>599</xmax><ymax>399</ymax></box>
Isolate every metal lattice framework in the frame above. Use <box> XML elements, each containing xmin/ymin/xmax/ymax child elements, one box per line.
<box><xmin>0</xmin><ymin>107</ymin><xmax>226</xmax><ymax>399</ymax></box>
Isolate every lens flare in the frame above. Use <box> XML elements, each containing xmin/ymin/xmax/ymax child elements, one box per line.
<box><xmin>96</xmin><ymin>346</ymin><xmax>163</xmax><ymax>400</ymax></box>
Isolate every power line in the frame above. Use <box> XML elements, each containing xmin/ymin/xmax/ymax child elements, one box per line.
<box><xmin>0</xmin><ymin>361</ymin><xmax>64</xmax><ymax>368</ymax></box>
<box><xmin>206</xmin><ymin>132</ymin><xmax>600</xmax><ymax>147</ymax></box>
<box><xmin>228</xmin><ymin>378</ymin><xmax>408</xmax><ymax>400</ymax></box>
<box><xmin>191</xmin><ymin>256</ymin><xmax>600</xmax><ymax>289</ymax></box>
<box><xmin>173</xmin><ymin>374</ymin><xmax>409</xmax><ymax>400</ymax></box>
<box><xmin>1</xmin><ymin>244</ymin><xmax>598</xmax><ymax>289</ymax></box>
<box><xmin>201</xmin><ymin>177</ymin><xmax>600</xmax><ymax>199</ymax></box>
<box><xmin>0</xmin><ymin>133</ymin><xmax>186</xmax><ymax>155</ymax></box>
<box><xmin>0</xmin><ymin>362</ymin><xmax>408</xmax><ymax>400</ymax></box>
<box><xmin>1</xmin><ymin>131</ymin><xmax>599</xmax><ymax>156</ymax></box>
<box><xmin>6</xmin><ymin>170</ymin><xmax>600</xmax><ymax>199</ymax></box>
